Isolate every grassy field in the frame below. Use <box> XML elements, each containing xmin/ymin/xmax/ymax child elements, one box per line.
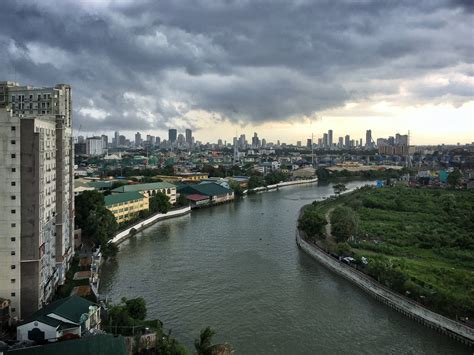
<box><xmin>301</xmin><ymin>185</ymin><xmax>474</xmax><ymax>319</ymax></box>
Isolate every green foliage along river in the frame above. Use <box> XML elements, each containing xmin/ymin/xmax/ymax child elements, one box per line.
<box><xmin>301</xmin><ymin>185</ymin><xmax>474</xmax><ymax>321</ymax></box>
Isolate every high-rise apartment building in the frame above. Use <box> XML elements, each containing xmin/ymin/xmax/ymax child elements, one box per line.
<box><xmin>365</xmin><ymin>130</ymin><xmax>372</xmax><ymax>149</ymax></box>
<box><xmin>345</xmin><ymin>135</ymin><xmax>350</xmax><ymax>148</ymax></box>
<box><xmin>86</xmin><ymin>136</ymin><xmax>104</xmax><ymax>156</ymax></box>
<box><xmin>114</xmin><ymin>131</ymin><xmax>120</xmax><ymax>147</ymax></box>
<box><xmin>185</xmin><ymin>129</ymin><xmax>192</xmax><ymax>146</ymax></box>
<box><xmin>0</xmin><ymin>81</ymin><xmax>74</xmax><ymax>319</ymax></box>
<box><xmin>168</xmin><ymin>129</ymin><xmax>177</xmax><ymax>143</ymax></box>
<box><xmin>135</xmin><ymin>132</ymin><xmax>142</xmax><ymax>146</ymax></box>
<box><xmin>328</xmin><ymin>130</ymin><xmax>333</xmax><ymax>147</ymax></box>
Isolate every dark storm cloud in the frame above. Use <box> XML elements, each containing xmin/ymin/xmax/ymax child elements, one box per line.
<box><xmin>0</xmin><ymin>0</ymin><xmax>472</xmax><ymax>132</ymax></box>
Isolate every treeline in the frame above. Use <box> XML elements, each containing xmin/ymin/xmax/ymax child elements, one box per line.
<box><xmin>299</xmin><ymin>186</ymin><xmax>474</xmax><ymax>319</ymax></box>
<box><xmin>104</xmin><ymin>297</ymin><xmax>232</xmax><ymax>354</ymax></box>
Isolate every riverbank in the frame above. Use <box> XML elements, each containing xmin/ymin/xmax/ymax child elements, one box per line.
<box><xmin>109</xmin><ymin>206</ymin><xmax>192</xmax><ymax>245</ymax></box>
<box><xmin>295</xmin><ymin>207</ymin><xmax>474</xmax><ymax>346</ymax></box>
<box><xmin>244</xmin><ymin>177</ymin><xmax>318</xmax><ymax>194</ymax></box>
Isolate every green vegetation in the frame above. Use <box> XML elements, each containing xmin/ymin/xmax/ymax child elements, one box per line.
<box><xmin>300</xmin><ymin>186</ymin><xmax>474</xmax><ymax>319</ymax></box>
<box><xmin>104</xmin><ymin>297</ymin><xmax>231</xmax><ymax>354</ymax></box>
<box><xmin>330</xmin><ymin>206</ymin><xmax>359</xmax><ymax>243</ymax></box>
<box><xmin>298</xmin><ymin>209</ymin><xmax>326</xmax><ymax>239</ymax></box>
<box><xmin>75</xmin><ymin>190</ymin><xmax>118</xmax><ymax>258</ymax></box>
<box><xmin>447</xmin><ymin>168</ymin><xmax>462</xmax><ymax>188</ymax></box>
<box><xmin>149</xmin><ymin>192</ymin><xmax>172</xmax><ymax>213</ymax></box>
<box><xmin>264</xmin><ymin>171</ymin><xmax>290</xmax><ymax>185</ymax></box>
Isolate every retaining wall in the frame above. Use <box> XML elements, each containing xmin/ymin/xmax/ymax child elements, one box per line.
<box><xmin>110</xmin><ymin>206</ymin><xmax>191</xmax><ymax>245</ymax></box>
<box><xmin>295</xmin><ymin>225</ymin><xmax>474</xmax><ymax>346</ymax></box>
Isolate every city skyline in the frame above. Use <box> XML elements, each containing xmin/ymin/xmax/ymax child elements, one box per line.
<box><xmin>0</xmin><ymin>1</ymin><xmax>472</xmax><ymax>146</ymax></box>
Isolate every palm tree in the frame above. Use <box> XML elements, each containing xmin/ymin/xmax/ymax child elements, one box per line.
<box><xmin>194</xmin><ymin>327</ymin><xmax>215</xmax><ymax>355</ymax></box>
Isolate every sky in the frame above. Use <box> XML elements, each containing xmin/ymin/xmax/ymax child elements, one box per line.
<box><xmin>1</xmin><ymin>0</ymin><xmax>473</xmax><ymax>145</ymax></box>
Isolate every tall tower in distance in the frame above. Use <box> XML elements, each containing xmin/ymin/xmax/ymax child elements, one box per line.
<box><xmin>0</xmin><ymin>81</ymin><xmax>74</xmax><ymax>319</ymax></box>
<box><xmin>168</xmin><ymin>128</ymin><xmax>177</xmax><ymax>143</ymax></box>
<box><xmin>365</xmin><ymin>129</ymin><xmax>372</xmax><ymax>149</ymax></box>
<box><xmin>185</xmin><ymin>129</ymin><xmax>192</xmax><ymax>146</ymax></box>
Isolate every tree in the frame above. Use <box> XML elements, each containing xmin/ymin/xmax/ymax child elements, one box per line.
<box><xmin>447</xmin><ymin>169</ymin><xmax>462</xmax><ymax>188</ymax></box>
<box><xmin>331</xmin><ymin>206</ymin><xmax>359</xmax><ymax>242</ymax></box>
<box><xmin>298</xmin><ymin>209</ymin><xmax>327</xmax><ymax>239</ymax></box>
<box><xmin>316</xmin><ymin>168</ymin><xmax>330</xmax><ymax>182</ymax></box>
<box><xmin>333</xmin><ymin>183</ymin><xmax>347</xmax><ymax>195</ymax></box>
<box><xmin>248</xmin><ymin>175</ymin><xmax>265</xmax><ymax>189</ymax></box>
<box><xmin>229</xmin><ymin>180</ymin><xmax>243</xmax><ymax>196</ymax></box>
<box><xmin>124</xmin><ymin>297</ymin><xmax>147</xmax><ymax>321</ymax></box>
<box><xmin>149</xmin><ymin>192</ymin><xmax>171</xmax><ymax>213</ymax></box>
<box><xmin>75</xmin><ymin>191</ymin><xmax>117</xmax><ymax>250</ymax></box>
<box><xmin>194</xmin><ymin>327</ymin><xmax>215</xmax><ymax>355</ymax></box>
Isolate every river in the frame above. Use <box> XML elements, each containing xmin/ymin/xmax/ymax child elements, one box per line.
<box><xmin>100</xmin><ymin>181</ymin><xmax>470</xmax><ymax>354</ymax></box>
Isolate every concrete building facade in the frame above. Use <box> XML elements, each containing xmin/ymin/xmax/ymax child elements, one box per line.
<box><xmin>0</xmin><ymin>81</ymin><xmax>74</xmax><ymax>319</ymax></box>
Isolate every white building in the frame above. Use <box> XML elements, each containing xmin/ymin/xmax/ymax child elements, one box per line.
<box><xmin>86</xmin><ymin>136</ymin><xmax>104</xmax><ymax>156</ymax></box>
<box><xmin>0</xmin><ymin>81</ymin><xmax>74</xmax><ymax>319</ymax></box>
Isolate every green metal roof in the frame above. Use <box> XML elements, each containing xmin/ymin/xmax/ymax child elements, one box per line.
<box><xmin>180</xmin><ymin>183</ymin><xmax>233</xmax><ymax>197</ymax></box>
<box><xmin>104</xmin><ymin>191</ymin><xmax>145</xmax><ymax>206</ymax></box>
<box><xmin>19</xmin><ymin>295</ymin><xmax>96</xmax><ymax>326</ymax></box>
<box><xmin>112</xmin><ymin>182</ymin><xmax>176</xmax><ymax>193</ymax></box>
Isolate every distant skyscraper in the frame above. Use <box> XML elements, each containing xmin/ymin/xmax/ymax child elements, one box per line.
<box><xmin>114</xmin><ymin>131</ymin><xmax>120</xmax><ymax>147</ymax></box>
<box><xmin>168</xmin><ymin>129</ymin><xmax>177</xmax><ymax>143</ymax></box>
<box><xmin>328</xmin><ymin>130</ymin><xmax>333</xmax><ymax>147</ymax></box>
<box><xmin>307</xmin><ymin>138</ymin><xmax>312</xmax><ymax>148</ymax></box>
<box><xmin>297</xmin><ymin>141</ymin><xmax>301</xmax><ymax>147</ymax></box>
<box><xmin>101</xmin><ymin>134</ymin><xmax>108</xmax><ymax>151</ymax></box>
<box><xmin>365</xmin><ymin>130</ymin><xmax>372</xmax><ymax>149</ymax></box>
<box><xmin>185</xmin><ymin>129</ymin><xmax>192</xmax><ymax>145</ymax></box>
<box><xmin>252</xmin><ymin>132</ymin><xmax>260</xmax><ymax>147</ymax></box>
<box><xmin>135</xmin><ymin>132</ymin><xmax>142</xmax><ymax>146</ymax></box>
<box><xmin>345</xmin><ymin>135</ymin><xmax>350</xmax><ymax>148</ymax></box>
<box><xmin>338</xmin><ymin>137</ymin><xmax>343</xmax><ymax>148</ymax></box>
<box><xmin>323</xmin><ymin>133</ymin><xmax>328</xmax><ymax>147</ymax></box>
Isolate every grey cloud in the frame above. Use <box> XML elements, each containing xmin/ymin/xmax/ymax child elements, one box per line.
<box><xmin>0</xmin><ymin>0</ymin><xmax>472</xmax><ymax>133</ymax></box>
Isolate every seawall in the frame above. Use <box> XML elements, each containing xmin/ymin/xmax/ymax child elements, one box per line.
<box><xmin>110</xmin><ymin>206</ymin><xmax>191</xmax><ymax>245</ymax></box>
<box><xmin>295</xmin><ymin>213</ymin><xmax>474</xmax><ymax>346</ymax></box>
<box><xmin>245</xmin><ymin>178</ymin><xmax>318</xmax><ymax>194</ymax></box>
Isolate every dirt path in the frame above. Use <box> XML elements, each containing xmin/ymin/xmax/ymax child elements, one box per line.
<box><xmin>325</xmin><ymin>208</ymin><xmax>335</xmax><ymax>243</ymax></box>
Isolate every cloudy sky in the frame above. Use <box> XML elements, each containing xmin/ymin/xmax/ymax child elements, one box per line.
<box><xmin>1</xmin><ymin>0</ymin><xmax>473</xmax><ymax>144</ymax></box>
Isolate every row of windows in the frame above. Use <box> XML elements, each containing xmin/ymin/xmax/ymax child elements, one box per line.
<box><xmin>11</xmin><ymin>93</ymin><xmax>51</xmax><ymax>101</ymax></box>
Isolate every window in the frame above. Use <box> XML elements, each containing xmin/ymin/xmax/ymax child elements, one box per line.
<box><xmin>11</xmin><ymin>308</ymin><xmax>16</xmax><ymax>312</ymax></box>
<box><xmin>11</xmin><ymin>140</ymin><xmax>15</xmax><ymax>144</ymax></box>
<box><xmin>11</xmin><ymin>154</ymin><xmax>16</xmax><ymax>158</ymax></box>
<box><xmin>11</xmin><ymin>95</ymin><xmax>15</xmax><ymax>102</ymax></box>
<box><xmin>11</xmin><ymin>126</ymin><xmax>15</xmax><ymax>131</ymax></box>
<box><xmin>11</xmin><ymin>237</ymin><xmax>15</xmax><ymax>242</ymax></box>
<box><xmin>11</xmin><ymin>182</ymin><xmax>16</xmax><ymax>186</ymax></box>
<box><xmin>12</xmin><ymin>168</ymin><xmax>16</xmax><ymax>172</ymax></box>
<box><xmin>11</xmin><ymin>265</ymin><xmax>15</xmax><ymax>269</ymax></box>
<box><xmin>11</xmin><ymin>223</ymin><xmax>16</xmax><ymax>228</ymax></box>
<box><xmin>11</xmin><ymin>209</ymin><xmax>16</xmax><ymax>214</ymax></box>
<box><xmin>11</xmin><ymin>251</ymin><xmax>15</xmax><ymax>255</ymax></box>
<box><xmin>11</xmin><ymin>196</ymin><xmax>16</xmax><ymax>200</ymax></box>
<box><xmin>10</xmin><ymin>279</ymin><xmax>15</xmax><ymax>283</ymax></box>
<box><xmin>11</xmin><ymin>292</ymin><xmax>15</xmax><ymax>297</ymax></box>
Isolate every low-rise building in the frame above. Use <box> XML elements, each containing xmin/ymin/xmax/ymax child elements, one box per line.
<box><xmin>104</xmin><ymin>191</ymin><xmax>149</xmax><ymax>224</ymax></box>
<box><xmin>112</xmin><ymin>182</ymin><xmax>177</xmax><ymax>204</ymax></box>
<box><xmin>16</xmin><ymin>295</ymin><xmax>101</xmax><ymax>342</ymax></box>
<box><xmin>179</xmin><ymin>183</ymin><xmax>234</xmax><ymax>205</ymax></box>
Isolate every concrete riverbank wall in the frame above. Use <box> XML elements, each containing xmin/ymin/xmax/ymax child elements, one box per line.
<box><xmin>295</xmin><ymin>220</ymin><xmax>474</xmax><ymax>346</ymax></box>
<box><xmin>110</xmin><ymin>206</ymin><xmax>191</xmax><ymax>245</ymax></box>
<box><xmin>245</xmin><ymin>178</ymin><xmax>318</xmax><ymax>194</ymax></box>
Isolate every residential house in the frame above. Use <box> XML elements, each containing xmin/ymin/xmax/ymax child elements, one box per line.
<box><xmin>17</xmin><ymin>295</ymin><xmax>101</xmax><ymax>342</ymax></box>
